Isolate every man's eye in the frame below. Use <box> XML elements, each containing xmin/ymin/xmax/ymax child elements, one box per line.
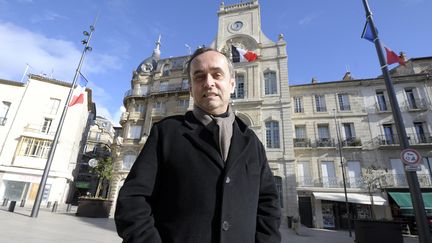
<box><xmin>213</xmin><ymin>73</ymin><xmax>223</xmax><ymax>79</ymax></box>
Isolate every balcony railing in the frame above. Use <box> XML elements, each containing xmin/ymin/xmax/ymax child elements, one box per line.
<box><xmin>347</xmin><ymin>177</ymin><xmax>364</xmax><ymax>188</ymax></box>
<box><xmin>341</xmin><ymin>137</ymin><xmax>362</xmax><ymax>147</ymax></box>
<box><xmin>294</xmin><ymin>107</ymin><xmax>304</xmax><ymax>113</ymax></box>
<box><xmin>322</xmin><ymin>176</ymin><xmax>339</xmax><ymax>188</ymax></box>
<box><xmin>339</xmin><ymin>104</ymin><xmax>351</xmax><ymax>111</ymax></box>
<box><xmin>316</xmin><ymin>106</ymin><xmax>327</xmax><ymax>112</ymax></box>
<box><xmin>316</xmin><ymin>138</ymin><xmax>335</xmax><ymax>147</ymax></box>
<box><xmin>293</xmin><ymin>138</ymin><xmax>311</xmax><ymax>147</ymax></box>
<box><xmin>402</xmin><ymin>98</ymin><xmax>429</xmax><ymax>111</ymax></box>
<box><xmin>373</xmin><ymin>135</ymin><xmax>400</xmax><ymax>146</ymax></box>
<box><xmin>407</xmin><ymin>133</ymin><xmax>432</xmax><ymax>145</ymax></box>
<box><xmin>380</xmin><ymin>174</ymin><xmax>432</xmax><ymax>188</ymax></box>
<box><xmin>296</xmin><ymin>176</ymin><xmax>316</xmax><ymax>187</ymax></box>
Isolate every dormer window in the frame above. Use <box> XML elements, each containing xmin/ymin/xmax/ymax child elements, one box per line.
<box><xmin>162</xmin><ymin>64</ymin><xmax>171</xmax><ymax>76</ymax></box>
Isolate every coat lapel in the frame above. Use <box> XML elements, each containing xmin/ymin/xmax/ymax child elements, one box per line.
<box><xmin>225</xmin><ymin>120</ymin><xmax>251</xmax><ymax>172</ymax></box>
<box><xmin>183</xmin><ymin>113</ymin><xmax>224</xmax><ymax>170</ymax></box>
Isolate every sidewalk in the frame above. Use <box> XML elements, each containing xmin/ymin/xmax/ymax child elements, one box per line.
<box><xmin>0</xmin><ymin>204</ymin><xmax>420</xmax><ymax>243</ymax></box>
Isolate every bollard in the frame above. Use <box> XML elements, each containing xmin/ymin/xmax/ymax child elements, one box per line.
<box><xmin>47</xmin><ymin>201</ymin><xmax>52</xmax><ymax>208</ymax></box>
<box><xmin>51</xmin><ymin>201</ymin><xmax>58</xmax><ymax>213</ymax></box>
<box><xmin>20</xmin><ymin>199</ymin><xmax>26</xmax><ymax>207</ymax></box>
<box><xmin>2</xmin><ymin>198</ymin><xmax>8</xmax><ymax>207</ymax></box>
<box><xmin>66</xmin><ymin>203</ymin><xmax>72</xmax><ymax>212</ymax></box>
<box><xmin>8</xmin><ymin>201</ymin><xmax>16</xmax><ymax>212</ymax></box>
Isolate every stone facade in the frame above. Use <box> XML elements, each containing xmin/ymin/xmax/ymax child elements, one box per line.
<box><xmin>0</xmin><ymin>74</ymin><xmax>91</xmax><ymax>206</ymax></box>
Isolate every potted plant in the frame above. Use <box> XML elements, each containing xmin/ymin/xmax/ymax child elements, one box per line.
<box><xmin>76</xmin><ymin>156</ymin><xmax>114</xmax><ymax>218</ymax></box>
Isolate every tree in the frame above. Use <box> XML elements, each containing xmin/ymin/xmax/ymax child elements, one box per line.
<box><xmin>89</xmin><ymin>156</ymin><xmax>113</xmax><ymax>198</ymax></box>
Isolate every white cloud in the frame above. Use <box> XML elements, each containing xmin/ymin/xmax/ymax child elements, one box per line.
<box><xmin>0</xmin><ymin>21</ymin><xmax>123</xmax><ymax>125</ymax></box>
<box><xmin>96</xmin><ymin>104</ymin><xmax>123</xmax><ymax>127</ymax></box>
<box><xmin>31</xmin><ymin>11</ymin><xmax>68</xmax><ymax>23</ymax></box>
<box><xmin>299</xmin><ymin>13</ymin><xmax>318</xmax><ymax>26</ymax></box>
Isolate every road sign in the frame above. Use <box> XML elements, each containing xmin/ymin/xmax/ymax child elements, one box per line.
<box><xmin>400</xmin><ymin>149</ymin><xmax>422</xmax><ymax>165</ymax></box>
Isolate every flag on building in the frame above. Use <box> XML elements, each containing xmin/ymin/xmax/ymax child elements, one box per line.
<box><xmin>68</xmin><ymin>73</ymin><xmax>88</xmax><ymax>107</ymax></box>
<box><xmin>231</xmin><ymin>45</ymin><xmax>257</xmax><ymax>63</ymax></box>
<box><xmin>384</xmin><ymin>46</ymin><xmax>406</xmax><ymax>66</ymax></box>
<box><xmin>361</xmin><ymin>21</ymin><xmax>375</xmax><ymax>43</ymax></box>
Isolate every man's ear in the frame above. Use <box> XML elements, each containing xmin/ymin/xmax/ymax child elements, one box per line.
<box><xmin>230</xmin><ymin>78</ymin><xmax>236</xmax><ymax>94</ymax></box>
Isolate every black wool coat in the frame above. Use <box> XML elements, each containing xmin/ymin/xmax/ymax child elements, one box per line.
<box><xmin>115</xmin><ymin>111</ymin><xmax>281</xmax><ymax>243</ymax></box>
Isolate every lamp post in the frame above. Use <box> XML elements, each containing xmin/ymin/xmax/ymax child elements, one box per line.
<box><xmin>30</xmin><ymin>22</ymin><xmax>96</xmax><ymax>218</ymax></box>
<box><xmin>333</xmin><ymin>109</ymin><xmax>352</xmax><ymax>237</ymax></box>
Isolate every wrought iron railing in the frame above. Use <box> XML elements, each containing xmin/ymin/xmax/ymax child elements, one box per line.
<box><xmin>341</xmin><ymin>137</ymin><xmax>362</xmax><ymax>147</ymax></box>
<box><xmin>316</xmin><ymin>138</ymin><xmax>335</xmax><ymax>147</ymax></box>
<box><xmin>296</xmin><ymin>176</ymin><xmax>316</xmax><ymax>187</ymax></box>
<box><xmin>293</xmin><ymin>138</ymin><xmax>311</xmax><ymax>147</ymax></box>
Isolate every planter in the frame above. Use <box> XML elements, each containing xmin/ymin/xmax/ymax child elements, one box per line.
<box><xmin>354</xmin><ymin>220</ymin><xmax>403</xmax><ymax>243</ymax></box>
<box><xmin>76</xmin><ymin>198</ymin><xmax>113</xmax><ymax>218</ymax></box>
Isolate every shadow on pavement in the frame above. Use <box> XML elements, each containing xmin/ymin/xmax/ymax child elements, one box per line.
<box><xmin>62</xmin><ymin>213</ymin><xmax>117</xmax><ymax>232</ymax></box>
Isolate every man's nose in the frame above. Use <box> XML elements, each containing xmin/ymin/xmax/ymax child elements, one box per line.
<box><xmin>203</xmin><ymin>74</ymin><xmax>215</xmax><ymax>87</ymax></box>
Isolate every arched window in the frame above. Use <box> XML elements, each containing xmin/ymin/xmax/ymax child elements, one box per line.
<box><xmin>265</xmin><ymin>121</ymin><xmax>280</xmax><ymax>148</ymax></box>
<box><xmin>264</xmin><ymin>71</ymin><xmax>277</xmax><ymax>95</ymax></box>
<box><xmin>274</xmin><ymin>176</ymin><xmax>283</xmax><ymax>208</ymax></box>
<box><xmin>162</xmin><ymin>64</ymin><xmax>171</xmax><ymax>76</ymax></box>
<box><xmin>122</xmin><ymin>152</ymin><xmax>137</xmax><ymax>171</ymax></box>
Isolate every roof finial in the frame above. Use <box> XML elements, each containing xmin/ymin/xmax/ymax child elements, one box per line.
<box><xmin>152</xmin><ymin>35</ymin><xmax>161</xmax><ymax>60</ymax></box>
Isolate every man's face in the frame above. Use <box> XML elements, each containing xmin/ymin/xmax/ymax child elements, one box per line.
<box><xmin>189</xmin><ymin>51</ymin><xmax>235</xmax><ymax>115</ymax></box>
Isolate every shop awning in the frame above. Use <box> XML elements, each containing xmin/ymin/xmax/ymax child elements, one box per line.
<box><xmin>388</xmin><ymin>192</ymin><xmax>432</xmax><ymax>209</ymax></box>
<box><xmin>313</xmin><ymin>192</ymin><xmax>387</xmax><ymax>205</ymax></box>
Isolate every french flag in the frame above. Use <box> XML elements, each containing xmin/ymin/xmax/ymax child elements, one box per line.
<box><xmin>231</xmin><ymin>45</ymin><xmax>257</xmax><ymax>63</ymax></box>
<box><xmin>68</xmin><ymin>73</ymin><xmax>88</xmax><ymax>107</ymax></box>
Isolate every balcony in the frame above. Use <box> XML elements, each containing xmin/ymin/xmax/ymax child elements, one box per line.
<box><xmin>152</xmin><ymin>108</ymin><xmax>166</xmax><ymax>117</ymax></box>
<box><xmin>341</xmin><ymin>137</ymin><xmax>362</xmax><ymax>147</ymax></box>
<box><xmin>293</xmin><ymin>138</ymin><xmax>311</xmax><ymax>148</ymax></box>
<box><xmin>407</xmin><ymin>133</ymin><xmax>432</xmax><ymax>145</ymax></box>
<box><xmin>316</xmin><ymin>138</ymin><xmax>335</xmax><ymax>147</ymax></box>
<box><xmin>296</xmin><ymin>176</ymin><xmax>316</xmax><ymax>187</ymax></box>
<box><xmin>380</xmin><ymin>174</ymin><xmax>432</xmax><ymax>188</ymax></box>
<box><xmin>402</xmin><ymin>98</ymin><xmax>430</xmax><ymax>111</ymax></box>
<box><xmin>321</xmin><ymin>176</ymin><xmax>339</xmax><ymax>188</ymax></box>
<box><xmin>23</xmin><ymin>124</ymin><xmax>56</xmax><ymax>136</ymax></box>
<box><xmin>373</xmin><ymin>135</ymin><xmax>400</xmax><ymax>146</ymax></box>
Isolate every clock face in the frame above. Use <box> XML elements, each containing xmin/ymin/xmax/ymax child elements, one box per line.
<box><xmin>231</xmin><ymin>21</ymin><xmax>243</xmax><ymax>31</ymax></box>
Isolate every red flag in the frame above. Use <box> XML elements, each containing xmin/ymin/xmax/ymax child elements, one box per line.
<box><xmin>384</xmin><ymin>47</ymin><xmax>405</xmax><ymax>66</ymax></box>
<box><xmin>68</xmin><ymin>73</ymin><xmax>88</xmax><ymax>107</ymax></box>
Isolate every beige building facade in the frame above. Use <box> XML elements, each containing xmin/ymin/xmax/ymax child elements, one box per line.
<box><xmin>0</xmin><ymin>74</ymin><xmax>91</xmax><ymax>206</ymax></box>
<box><xmin>291</xmin><ymin>58</ymin><xmax>432</xmax><ymax>230</ymax></box>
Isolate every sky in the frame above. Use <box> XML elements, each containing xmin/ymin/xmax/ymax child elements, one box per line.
<box><xmin>1</xmin><ymin>0</ymin><xmax>431</xmax><ymax>126</ymax></box>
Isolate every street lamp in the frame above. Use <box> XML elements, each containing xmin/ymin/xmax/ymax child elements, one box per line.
<box><xmin>333</xmin><ymin>109</ymin><xmax>352</xmax><ymax>237</ymax></box>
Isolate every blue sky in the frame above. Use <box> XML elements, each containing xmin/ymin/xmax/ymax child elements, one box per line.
<box><xmin>1</xmin><ymin>0</ymin><xmax>431</xmax><ymax>125</ymax></box>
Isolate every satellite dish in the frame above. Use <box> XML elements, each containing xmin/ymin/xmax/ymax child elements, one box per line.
<box><xmin>88</xmin><ymin>158</ymin><xmax>98</xmax><ymax>168</ymax></box>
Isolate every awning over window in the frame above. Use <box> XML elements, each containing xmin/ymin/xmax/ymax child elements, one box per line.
<box><xmin>388</xmin><ymin>192</ymin><xmax>432</xmax><ymax>209</ymax></box>
<box><xmin>313</xmin><ymin>192</ymin><xmax>387</xmax><ymax>205</ymax></box>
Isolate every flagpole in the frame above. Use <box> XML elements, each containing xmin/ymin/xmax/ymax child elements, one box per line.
<box><xmin>30</xmin><ymin>18</ymin><xmax>97</xmax><ymax>218</ymax></box>
<box><xmin>361</xmin><ymin>1</ymin><xmax>431</xmax><ymax>242</ymax></box>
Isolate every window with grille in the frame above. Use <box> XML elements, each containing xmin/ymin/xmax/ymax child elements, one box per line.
<box><xmin>18</xmin><ymin>137</ymin><xmax>52</xmax><ymax>159</ymax></box>
<box><xmin>315</xmin><ymin>95</ymin><xmax>327</xmax><ymax>112</ymax></box>
<box><xmin>294</xmin><ymin>97</ymin><xmax>303</xmax><ymax>113</ymax></box>
<box><xmin>231</xmin><ymin>74</ymin><xmax>245</xmax><ymax>99</ymax></box>
<box><xmin>264</xmin><ymin>71</ymin><xmax>277</xmax><ymax>95</ymax></box>
<box><xmin>265</xmin><ymin>121</ymin><xmax>280</xmax><ymax>148</ymax></box>
<box><xmin>274</xmin><ymin>176</ymin><xmax>284</xmax><ymax>207</ymax></box>
<box><xmin>41</xmin><ymin>118</ymin><xmax>53</xmax><ymax>134</ymax></box>
<box><xmin>338</xmin><ymin>93</ymin><xmax>351</xmax><ymax>111</ymax></box>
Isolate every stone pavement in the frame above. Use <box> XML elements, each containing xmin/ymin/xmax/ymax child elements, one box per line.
<box><xmin>0</xmin><ymin>204</ymin><xmax>420</xmax><ymax>243</ymax></box>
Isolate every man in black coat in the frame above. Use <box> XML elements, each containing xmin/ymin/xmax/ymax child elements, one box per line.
<box><xmin>115</xmin><ymin>47</ymin><xmax>281</xmax><ymax>243</ymax></box>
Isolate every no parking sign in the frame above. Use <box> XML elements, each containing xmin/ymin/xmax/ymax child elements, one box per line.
<box><xmin>400</xmin><ymin>148</ymin><xmax>422</xmax><ymax>171</ymax></box>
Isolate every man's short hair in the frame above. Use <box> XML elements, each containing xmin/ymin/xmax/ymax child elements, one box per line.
<box><xmin>186</xmin><ymin>47</ymin><xmax>235</xmax><ymax>81</ymax></box>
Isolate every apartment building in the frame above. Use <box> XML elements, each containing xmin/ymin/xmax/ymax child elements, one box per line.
<box><xmin>291</xmin><ymin>58</ymin><xmax>432</xmax><ymax>230</ymax></box>
<box><xmin>0</xmin><ymin>74</ymin><xmax>92</xmax><ymax>206</ymax></box>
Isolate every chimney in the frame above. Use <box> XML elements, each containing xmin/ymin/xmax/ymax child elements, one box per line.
<box><xmin>311</xmin><ymin>77</ymin><xmax>318</xmax><ymax>84</ymax></box>
<box><xmin>342</xmin><ymin>71</ymin><xmax>353</xmax><ymax>80</ymax></box>
<box><xmin>399</xmin><ymin>51</ymin><xmax>407</xmax><ymax>62</ymax></box>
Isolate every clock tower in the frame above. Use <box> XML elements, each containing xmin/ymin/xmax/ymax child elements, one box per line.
<box><xmin>211</xmin><ymin>0</ymin><xmax>297</xmax><ymax>226</ymax></box>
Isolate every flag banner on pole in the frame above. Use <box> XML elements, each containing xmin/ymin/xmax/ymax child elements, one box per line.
<box><xmin>384</xmin><ymin>46</ymin><xmax>406</xmax><ymax>66</ymax></box>
<box><xmin>361</xmin><ymin>21</ymin><xmax>375</xmax><ymax>43</ymax></box>
<box><xmin>68</xmin><ymin>73</ymin><xmax>88</xmax><ymax>107</ymax></box>
<box><xmin>231</xmin><ymin>45</ymin><xmax>257</xmax><ymax>63</ymax></box>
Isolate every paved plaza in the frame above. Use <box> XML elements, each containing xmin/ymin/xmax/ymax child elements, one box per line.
<box><xmin>0</xmin><ymin>204</ymin><xmax>420</xmax><ymax>243</ymax></box>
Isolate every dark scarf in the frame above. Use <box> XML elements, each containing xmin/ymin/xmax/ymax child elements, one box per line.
<box><xmin>192</xmin><ymin>105</ymin><xmax>235</xmax><ymax>161</ymax></box>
